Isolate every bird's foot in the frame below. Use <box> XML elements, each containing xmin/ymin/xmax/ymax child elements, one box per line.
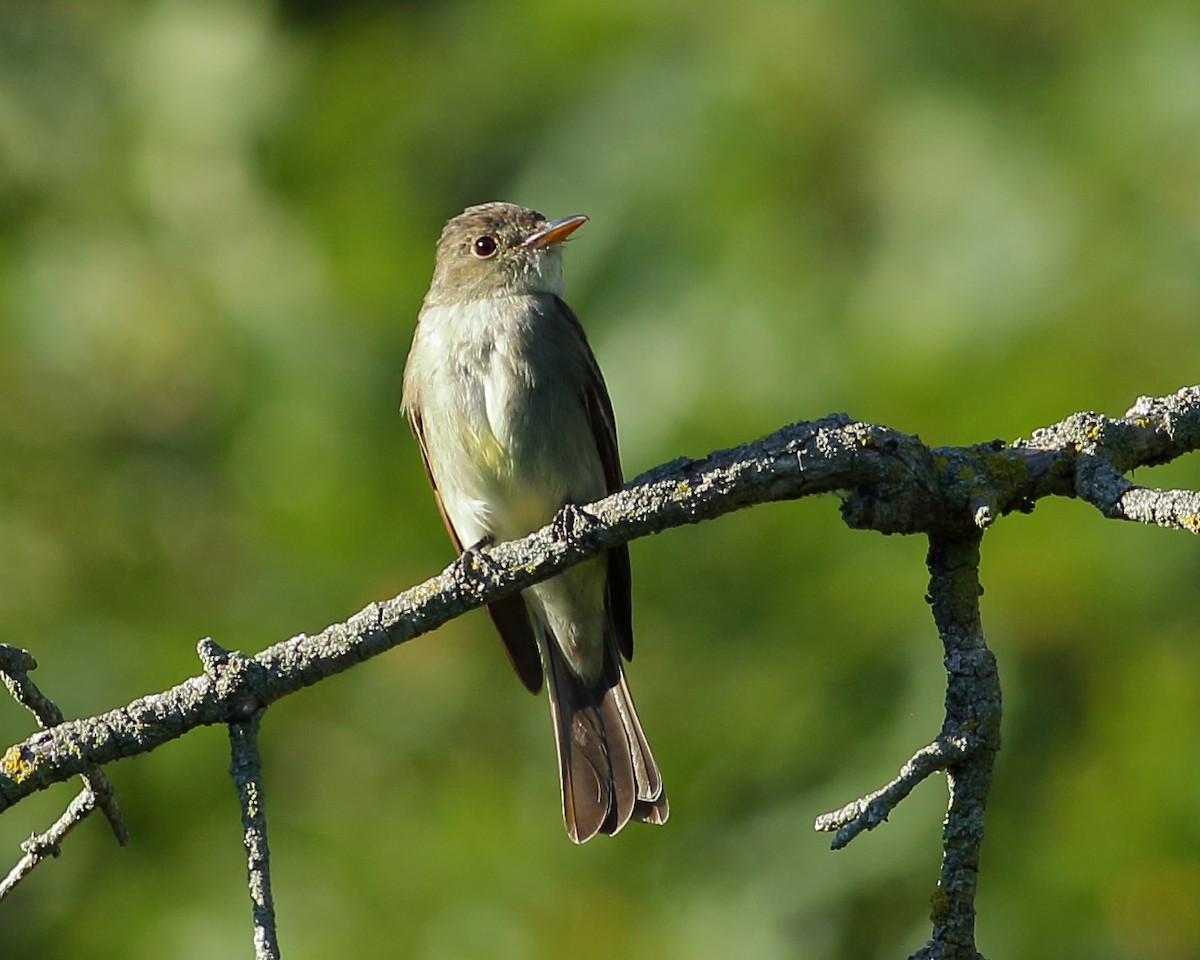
<box><xmin>452</xmin><ymin>537</ymin><xmax>499</xmax><ymax>592</ymax></box>
<box><xmin>551</xmin><ymin>502</ymin><xmax>600</xmax><ymax>544</ymax></box>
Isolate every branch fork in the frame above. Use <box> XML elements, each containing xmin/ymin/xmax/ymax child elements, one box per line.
<box><xmin>3</xmin><ymin>386</ymin><xmax>1199</xmax><ymax>959</ymax></box>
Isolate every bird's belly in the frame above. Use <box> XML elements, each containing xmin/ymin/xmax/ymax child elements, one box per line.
<box><xmin>434</xmin><ymin>371</ymin><xmax>596</xmax><ymax>544</ymax></box>
<box><xmin>410</xmin><ymin>297</ymin><xmax>612</xmax><ymax>681</ymax></box>
<box><xmin>415</xmin><ymin>298</ymin><xmax>604</xmax><ymax>546</ymax></box>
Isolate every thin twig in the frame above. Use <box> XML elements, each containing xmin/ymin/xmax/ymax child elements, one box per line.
<box><xmin>814</xmin><ymin>735</ymin><xmax>970</xmax><ymax>849</ymax></box>
<box><xmin>0</xmin><ymin>787</ymin><xmax>98</xmax><ymax>898</ymax></box>
<box><xmin>0</xmin><ymin>645</ymin><xmax>129</xmax><ymax>900</ymax></box>
<box><xmin>0</xmin><ymin>645</ymin><xmax>128</xmax><ymax>843</ymax></box>
<box><xmin>228</xmin><ymin>710</ymin><xmax>280</xmax><ymax>960</ymax></box>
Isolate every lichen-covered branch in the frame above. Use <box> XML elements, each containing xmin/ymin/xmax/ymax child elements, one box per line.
<box><xmin>0</xmin><ymin>643</ymin><xmax>129</xmax><ymax>898</ymax></box>
<box><xmin>1</xmin><ymin>386</ymin><xmax>1198</xmax><ymax>954</ymax></box>
<box><xmin>916</xmin><ymin>534</ymin><xmax>999</xmax><ymax>960</ymax></box>
<box><xmin>814</xmin><ymin>735</ymin><xmax>970</xmax><ymax>849</ymax></box>
<box><xmin>815</xmin><ymin>533</ymin><xmax>998</xmax><ymax>960</ymax></box>
<box><xmin>226</xmin><ymin>705</ymin><xmax>280</xmax><ymax>960</ymax></box>
<box><xmin>0</xmin><ymin>786</ymin><xmax>101</xmax><ymax>898</ymax></box>
<box><xmin>1015</xmin><ymin>387</ymin><xmax>1200</xmax><ymax>533</ymax></box>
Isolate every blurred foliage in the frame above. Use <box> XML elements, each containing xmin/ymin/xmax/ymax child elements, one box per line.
<box><xmin>1</xmin><ymin>0</ymin><xmax>1199</xmax><ymax>958</ymax></box>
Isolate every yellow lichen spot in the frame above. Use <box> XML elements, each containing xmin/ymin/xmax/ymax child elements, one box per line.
<box><xmin>675</xmin><ymin>481</ymin><xmax>692</xmax><ymax>497</ymax></box>
<box><xmin>1183</xmin><ymin>515</ymin><xmax>1200</xmax><ymax>534</ymax></box>
<box><xmin>1086</xmin><ymin>425</ymin><xmax>1100</xmax><ymax>440</ymax></box>
<box><xmin>2</xmin><ymin>745</ymin><xmax>36</xmax><ymax>782</ymax></box>
<box><xmin>1134</xmin><ymin>418</ymin><xmax>1149</xmax><ymax>428</ymax></box>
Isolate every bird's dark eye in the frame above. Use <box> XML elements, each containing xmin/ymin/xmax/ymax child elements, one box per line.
<box><xmin>472</xmin><ymin>235</ymin><xmax>498</xmax><ymax>259</ymax></box>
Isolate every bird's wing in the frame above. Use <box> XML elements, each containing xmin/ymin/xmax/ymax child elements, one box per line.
<box><xmin>555</xmin><ymin>296</ymin><xmax>634</xmax><ymax>662</ymax></box>
<box><xmin>406</xmin><ymin>407</ymin><xmax>545</xmax><ymax>693</ymax></box>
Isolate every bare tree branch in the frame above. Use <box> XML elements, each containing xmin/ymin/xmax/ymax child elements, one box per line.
<box><xmin>1016</xmin><ymin>388</ymin><xmax>1200</xmax><ymax>532</ymax></box>
<box><xmin>2</xmin><ymin>385</ymin><xmax>1198</xmax><ymax>957</ymax></box>
<box><xmin>0</xmin><ymin>786</ymin><xmax>101</xmax><ymax>898</ymax></box>
<box><xmin>917</xmin><ymin>534</ymin><xmax>998</xmax><ymax>960</ymax></box>
<box><xmin>814</xmin><ymin>736</ymin><xmax>970</xmax><ymax>849</ymax></box>
<box><xmin>0</xmin><ymin>644</ymin><xmax>129</xmax><ymax>898</ymax></box>
<box><xmin>224</xmin><ymin>695</ymin><xmax>280</xmax><ymax>960</ymax></box>
<box><xmin>816</xmin><ymin>533</ymin><xmax>998</xmax><ymax>960</ymax></box>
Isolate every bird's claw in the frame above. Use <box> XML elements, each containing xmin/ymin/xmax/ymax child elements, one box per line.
<box><xmin>551</xmin><ymin>502</ymin><xmax>599</xmax><ymax>543</ymax></box>
<box><xmin>453</xmin><ymin>537</ymin><xmax>499</xmax><ymax>592</ymax></box>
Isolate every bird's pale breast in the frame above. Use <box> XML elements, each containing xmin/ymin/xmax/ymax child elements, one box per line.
<box><xmin>410</xmin><ymin>295</ymin><xmax>605</xmax><ymax>548</ymax></box>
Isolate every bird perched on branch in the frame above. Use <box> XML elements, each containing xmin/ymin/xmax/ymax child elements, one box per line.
<box><xmin>401</xmin><ymin>202</ymin><xmax>668</xmax><ymax>842</ymax></box>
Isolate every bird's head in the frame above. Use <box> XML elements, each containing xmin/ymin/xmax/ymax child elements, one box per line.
<box><xmin>424</xmin><ymin>202</ymin><xmax>587</xmax><ymax>306</ymax></box>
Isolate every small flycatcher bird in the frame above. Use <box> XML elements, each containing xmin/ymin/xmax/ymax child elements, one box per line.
<box><xmin>401</xmin><ymin>202</ymin><xmax>668</xmax><ymax>842</ymax></box>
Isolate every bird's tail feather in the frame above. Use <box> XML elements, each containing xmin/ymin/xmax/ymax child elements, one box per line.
<box><xmin>542</xmin><ymin>632</ymin><xmax>668</xmax><ymax>843</ymax></box>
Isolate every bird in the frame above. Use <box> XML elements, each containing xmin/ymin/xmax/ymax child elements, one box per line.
<box><xmin>401</xmin><ymin>202</ymin><xmax>668</xmax><ymax>842</ymax></box>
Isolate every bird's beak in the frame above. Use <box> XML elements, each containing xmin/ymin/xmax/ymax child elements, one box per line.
<box><xmin>520</xmin><ymin>215</ymin><xmax>588</xmax><ymax>249</ymax></box>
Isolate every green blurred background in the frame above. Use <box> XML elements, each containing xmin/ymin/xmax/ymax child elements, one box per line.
<box><xmin>2</xmin><ymin>0</ymin><xmax>1199</xmax><ymax>957</ymax></box>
